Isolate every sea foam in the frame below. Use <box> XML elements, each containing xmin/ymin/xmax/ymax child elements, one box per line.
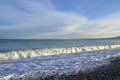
<box><xmin>0</xmin><ymin>44</ymin><xmax>120</xmax><ymax>61</ymax></box>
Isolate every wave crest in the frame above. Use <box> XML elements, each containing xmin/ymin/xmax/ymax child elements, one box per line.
<box><xmin>0</xmin><ymin>44</ymin><xmax>120</xmax><ymax>61</ymax></box>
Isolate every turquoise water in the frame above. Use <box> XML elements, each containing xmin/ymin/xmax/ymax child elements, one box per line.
<box><xmin>0</xmin><ymin>39</ymin><xmax>120</xmax><ymax>52</ymax></box>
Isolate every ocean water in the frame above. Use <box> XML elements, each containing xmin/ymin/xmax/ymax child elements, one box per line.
<box><xmin>1</xmin><ymin>39</ymin><xmax>120</xmax><ymax>52</ymax></box>
<box><xmin>0</xmin><ymin>39</ymin><xmax>120</xmax><ymax>60</ymax></box>
<box><xmin>0</xmin><ymin>39</ymin><xmax>120</xmax><ymax>79</ymax></box>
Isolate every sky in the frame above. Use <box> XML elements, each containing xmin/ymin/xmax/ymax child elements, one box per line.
<box><xmin>0</xmin><ymin>0</ymin><xmax>120</xmax><ymax>39</ymax></box>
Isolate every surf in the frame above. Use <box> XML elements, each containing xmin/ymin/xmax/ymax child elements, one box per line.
<box><xmin>0</xmin><ymin>44</ymin><xmax>120</xmax><ymax>61</ymax></box>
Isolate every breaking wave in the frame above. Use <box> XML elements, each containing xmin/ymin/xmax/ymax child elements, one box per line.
<box><xmin>0</xmin><ymin>44</ymin><xmax>120</xmax><ymax>61</ymax></box>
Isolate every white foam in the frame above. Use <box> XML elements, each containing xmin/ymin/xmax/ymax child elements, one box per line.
<box><xmin>0</xmin><ymin>49</ymin><xmax>120</xmax><ymax>80</ymax></box>
<box><xmin>0</xmin><ymin>44</ymin><xmax>120</xmax><ymax>61</ymax></box>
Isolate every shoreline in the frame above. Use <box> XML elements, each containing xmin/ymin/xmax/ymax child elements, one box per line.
<box><xmin>17</xmin><ymin>57</ymin><xmax>120</xmax><ymax>80</ymax></box>
<box><xmin>1</xmin><ymin>49</ymin><xmax>120</xmax><ymax>80</ymax></box>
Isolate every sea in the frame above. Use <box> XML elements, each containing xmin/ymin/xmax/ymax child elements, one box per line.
<box><xmin>0</xmin><ymin>39</ymin><xmax>120</xmax><ymax>79</ymax></box>
<box><xmin>0</xmin><ymin>39</ymin><xmax>120</xmax><ymax>60</ymax></box>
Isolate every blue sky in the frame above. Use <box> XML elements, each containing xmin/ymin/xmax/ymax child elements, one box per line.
<box><xmin>0</xmin><ymin>0</ymin><xmax>120</xmax><ymax>39</ymax></box>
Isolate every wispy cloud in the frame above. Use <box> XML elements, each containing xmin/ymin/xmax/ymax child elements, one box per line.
<box><xmin>0</xmin><ymin>0</ymin><xmax>120</xmax><ymax>39</ymax></box>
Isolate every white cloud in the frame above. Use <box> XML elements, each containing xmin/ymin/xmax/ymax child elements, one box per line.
<box><xmin>0</xmin><ymin>0</ymin><xmax>120</xmax><ymax>39</ymax></box>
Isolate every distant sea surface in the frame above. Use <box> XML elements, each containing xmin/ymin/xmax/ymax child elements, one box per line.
<box><xmin>0</xmin><ymin>39</ymin><xmax>120</xmax><ymax>52</ymax></box>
